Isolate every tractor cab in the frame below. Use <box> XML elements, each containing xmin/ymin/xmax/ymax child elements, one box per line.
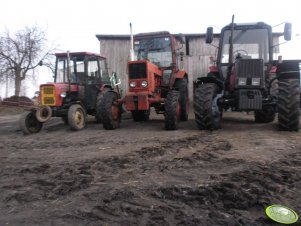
<box><xmin>134</xmin><ymin>32</ymin><xmax>173</xmax><ymax>69</ymax></box>
<box><xmin>54</xmin><ymin>52</ymin><xmax>110</xmax><ymax>86</ymax></box>
<box><xmin>130</xmin><ymin>31</ymin><xmax>183</xmax><ymax>89</ymax></box>
<box><xmin>53</xmin><ymin>52</ymin><xmax>111</xmax><ymax>111</ymax></box>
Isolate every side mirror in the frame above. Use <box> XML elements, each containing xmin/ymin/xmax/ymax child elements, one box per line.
<box><xmin>206</xmin><ymin>27</ymin><xmax>213</xmax><ymax>44</ymax></box>
<box><xmin>177</xmin><ymin>34</ymin><xmax>185</xmax><ymax>44</ymax></box>
<box><xmin>284</xmin><ymin>23</ymin><xmax>292</xmax><ymax>41</ymax></box>
<box><xmin>181</xmin><ymin>34</ymin><xmax>186</xmax><ymax>44</ymax></box>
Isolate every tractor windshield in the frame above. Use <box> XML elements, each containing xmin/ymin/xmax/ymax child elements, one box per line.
<box><xmin>220</xmin><ymin>28</ymin><xmax>270</xmax><ymax>63</ymax></box>
<box><xmin>55</xmin><ymin>56</ymin><xmax>110</xmax><ymax>84</ymax></box>
<box><xmin>55</xmin><ymin>57</ymin><xmax>85</xmax><ymax>83</ymax></box>
<box><xmin>134</xmin><ymin>36</ymin><xmax>172</xmax><ymax>68</ymax></box>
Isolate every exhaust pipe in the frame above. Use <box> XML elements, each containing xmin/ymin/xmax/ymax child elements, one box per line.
<box><xmin>130</xmin><ymin>23</ymin><xmax>134</xmax><ymax>61</ymax></box>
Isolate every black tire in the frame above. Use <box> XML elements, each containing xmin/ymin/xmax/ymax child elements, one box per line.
<box><xmin>100</xmin><ymin>91</ymin><xmax>121</xmax><ymax>130</ymax></box>
<box><xmin>68</xmin><ymin>104</ymin><xmax>86</xmax><ymax>131</ymax></box>
<box><xmin>277</xmin><ymin>79</ymin><xmax>300</xmax><ymax>131</ymax></box>
<box><xmin>164</xmin><ymin>90</ymin><xmax>180</xmax><ymax>130</ymax></box>
<box><xmin>194</xmin><ymin>83</ymin><xmax>221</xmax><ymax>130</ymax></box>
<box><xmin>19</xmin><ymin>111</ymin><xmax>43</xmax><ymax>135</ymax></box>
<box><xmin>254</xmin><ymin>106</ymin><xmax>276</xmax><ymax>123</ymax></box>
<box><xmin>131</xmin><ymin>110</ymin><xmax>150</xmax><ymax>121</ymax></box>
<box><xmin>95</xmin><ymin>88</ymin><xmax>111</xmax><ymax>123</ymax></box>
<box><xmin>175</xmin><ymin>78</ymin><xmax>189</xmax><ymax>121</ymax></box>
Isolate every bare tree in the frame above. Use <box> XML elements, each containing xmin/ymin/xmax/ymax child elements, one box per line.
<box><xmin>0</xmin><ymin>26</ymin><xmax>54</xmax><ymax>96</ymax></box>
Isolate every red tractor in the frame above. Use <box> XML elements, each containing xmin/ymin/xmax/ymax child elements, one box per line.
<box><xmin>20</xmin><ymin>52</ymin><xmax>116</xmax><ymax>134</ymax></box>
<box><xmin>194</xmin><ymin>16</ymin><xmax>300</xmax><ymax>131</ymax></box>
<box><xmin>100</xmin><ymin>31</ymin><xmax>189</xmax><ymax>130</ymax></box>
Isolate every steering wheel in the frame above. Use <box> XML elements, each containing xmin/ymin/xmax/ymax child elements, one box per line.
<box><xmin>233</xmin><ymin>49</ymin><xmax>248</xmax><ymax>59</ymax></box>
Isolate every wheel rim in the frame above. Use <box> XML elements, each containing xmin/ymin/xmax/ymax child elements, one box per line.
<box><xmin>75</xmin><ymin>110</ymin><xmax>84</xmax><ymax>127</ymax></box>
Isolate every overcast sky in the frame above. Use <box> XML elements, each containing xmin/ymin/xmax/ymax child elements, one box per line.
<box><xmin>1</xmin><ymin>0</ymin><xmax>300</xmax><ymax>96</ymax></box>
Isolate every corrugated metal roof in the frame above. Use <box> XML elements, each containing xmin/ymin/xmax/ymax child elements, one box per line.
<box><xmin>96</xmin><ymin>32</ymin><xmax>282</xmax><ymax>41</ymax></box>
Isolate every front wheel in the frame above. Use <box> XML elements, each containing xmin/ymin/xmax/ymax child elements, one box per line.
<box><xmin>95</xmin><ymin>88</ymin><xmax>111</xmax><ymax>123</ymax></box>
<box><xmin>277</xmin><ymin>79</ymin><xmax>300</xmax><ymax>131</ymax></box>
<box><xmin>194</xmin><ymin>83</ymin><xmax>221</xmax><ymax>130</ymax></box>
<box><xmin>100</xmin><ymin>91</ymin><xmax>121</xmax><ymax>130</ymax></box>
<box><xmin>164</xmin><ymin>90</ymin><xmax>180</xmax><ymax>130</ymax></box>
<box><xmin>68</xmin><ymin>104</ymin><xmax>86</xmax><ymax>131</ymax></box>
<box><xmin>175</xmin><ymin>78</ymin><xmax>189</xmax><ymax>121</ymax></box>
<box><xmin>19</xmin><ymin>111</ymin><xmax>43</xmax><ymax>134</ymax></box>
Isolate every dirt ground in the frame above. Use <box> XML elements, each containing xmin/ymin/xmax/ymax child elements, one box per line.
<box><xmin>1</xmin><ymin>106</ymin><xmax>301</xmax><ymax>226</ymax></box>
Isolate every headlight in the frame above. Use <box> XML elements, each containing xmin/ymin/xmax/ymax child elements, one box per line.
<box><xmin>129</xmin><ymin>81</ymin><xmax>136</xmax><ymax>88</ymax></box>
<box><xmin>238</xmin><ymin>78</ymin><xmax>247</xmax><ymax>86</ymax></box>
<box><xmin>141</xmin><ymin>81</ymin><xmax>148</xmax><ymax>88</ymax></box>
<box><xmin>252</xmin><ymin>78</ymin><xmax>261</xmax><ymax>86</ymax></box>
<box><xmin>60</xmin><ymin>92</ymin><xmax>67</xmax><ymax>98</ymax></box>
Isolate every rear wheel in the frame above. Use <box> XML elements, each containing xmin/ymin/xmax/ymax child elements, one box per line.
<box><xmin>100</xmin><ymin>91</ymin><xmax>121</xmax><ymax>130</ymax></box>
<box><xmin>19</xmin><ymin>111</ymin><xmax>43</xmax><ymax>134</ymax></box>
<box><xmin>164</xmin><ymin>90</ymin><xmax>180</xmax><ymax>130</ymax></box>
<box><xmin>278</xmin><ymin>79</ymin><xmax>300</xmax><ymax>131</ymax></box>
<box><xmin>132</xmin><ymin>110</ymin><xmax>150</xmax><ymax>121</ymax></box>
<box><xmin>68</xmin><ymin>104</ymin><xmax>86</xmax><ymax>131</ymax></box>
<box><xmin>95</xmin><ymin>88</ymin><xmax>111</xmax><ymax>123</ymax></box>
<box><xmin>175</xmin><ymin>78</ymin><xmax>189</xmax><ymax>121</ymax></box>
<box><xmin>194</xmin><ymin>83</ymin><xmax>221</xmax><ymax>130</ymax></box>
<box><xmin>254</xmin><ymin>106</ymin><xmax>276</xmax><ymax>123</ymax></box>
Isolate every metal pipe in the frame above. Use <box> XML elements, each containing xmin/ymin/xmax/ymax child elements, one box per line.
<box><xmin>130</xmin><ymin>23</ymin><xmax>134</xmax><ymax>61</ymax></box>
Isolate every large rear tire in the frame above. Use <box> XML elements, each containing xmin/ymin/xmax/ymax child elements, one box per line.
<box><xmin>175</xmin><ymin>78</ymin><xmax>189</xmax><ymax>121</ymax></box>
<box><xmin>164</xmin><ymin>90</ymin><xmax>180</xmax><ymax>130</ymax></box>
<box><xmin>277</xmin><ymin>79</ymin><xmax>300</xmax><ymax>131</ymax></box>
<box><xmin>95</xmin><ymin>88</ymin><xmax>111</xmax><ymax>123</ymax></box>
<box><xmin>68</xmin><ymin>104</ymin><xmax>86</xmax><ymax>131</ymax></box>
<box><xmin>131</xmin><ymin>110</ymin><xmax>150</xmax><ymax>121</ymax></box>
<box><xmin>194</xmin><ymin>83</ymin><xmax>221</xmax><ymax>130</ymax></box>
<box><xmin>19</xmin><ymin>111</ymin><xmax>43</xmax><ymax>135</ymax></box>
<box><xmin>100</xmin><ymin>91</ymin><xmax>121</xmax><ymax>130</ymax></box>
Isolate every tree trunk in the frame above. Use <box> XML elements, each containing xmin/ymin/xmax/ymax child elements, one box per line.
<box><xmin>14</xmin><ymin>70</ymin><xmax>22</xmax><ymax>97</ymax></box>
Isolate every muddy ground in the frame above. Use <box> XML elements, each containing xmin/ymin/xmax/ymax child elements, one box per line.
<box><xmin>0</xmin><ymin>106</ymin><xmax>301</xmax><ymax>226</ymax></box>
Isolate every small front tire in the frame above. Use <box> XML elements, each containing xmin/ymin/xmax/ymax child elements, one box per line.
<box><xmin>19</xmin><ymin>111</ymin><xmax>43</xmax><ymax>134</ymax></box>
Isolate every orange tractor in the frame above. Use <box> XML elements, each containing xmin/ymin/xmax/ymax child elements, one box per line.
<box><xmin>20</xmin><ymin>52</ymin><xmax>116</xmax><ymax>134</ymax></box>
<box><xmin>100</xmin><ymin>31</ymin><xmax>189</xmax><ymax>130</ymax></box>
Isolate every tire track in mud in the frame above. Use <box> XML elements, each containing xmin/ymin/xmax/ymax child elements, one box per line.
<box><xmin>2</xmin><ymin>132</ymin><xmax>301</xmax><ymax>226</ymax></box>
<box><xmin>71</xmin><ymin>151</ymin><xmax>301</xmax><ymax>226</ymax></box>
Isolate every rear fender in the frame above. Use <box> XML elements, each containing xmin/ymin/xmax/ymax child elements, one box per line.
<box><xmin>175</xmin><ymin>70</ymin><xmax>187</xmax><ymax>79</ymax></box>
<box><xmin>194</xmin><ymin>76</ymin><xmax>224</xmax><ymax>93</ymax></box>
<box><xmin>276</xmin><ymin>60</ymin><xmax>301</xmax><ymax>80</ymax></box>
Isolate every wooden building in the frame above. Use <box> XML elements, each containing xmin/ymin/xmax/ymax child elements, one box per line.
<box><xmin>95</xmin><ymin>33</ymin><xmax>280</xmax><ymax>99</ymax></box>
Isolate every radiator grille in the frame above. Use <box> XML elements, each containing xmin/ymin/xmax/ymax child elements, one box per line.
<box><xmin>129</xmin><ymin>63</ymin><xmax>147</xmax><ymax>79</ymax></box>
<box><xmin>41</xmin><ymin>86</ymin><xmax>55</xmax><ymax>106</ymax></box>
<box><xmin>236</xmin><ymin>59</ymin><xmax>264</xmax><ymax>79</ymax></box>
